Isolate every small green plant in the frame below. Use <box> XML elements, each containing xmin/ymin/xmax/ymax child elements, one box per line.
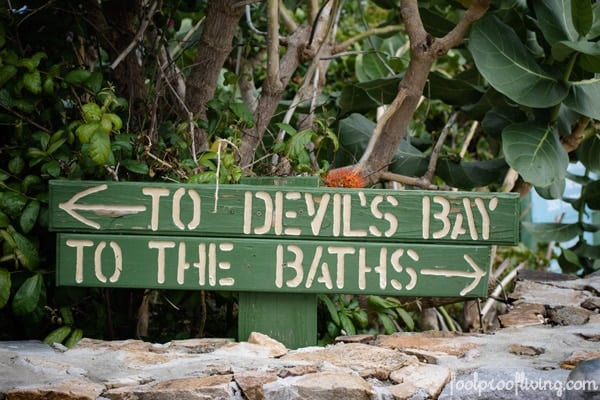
<box><xmin>318</xmin><ymin>294</ymin><xmax>415</xmax><ymax>344</ymax></box>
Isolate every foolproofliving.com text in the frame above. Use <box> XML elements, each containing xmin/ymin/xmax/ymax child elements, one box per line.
<box><xmin>447</xmin><ymin>371</ymin><xmax>599</xmax><ymax>398</ymax></box>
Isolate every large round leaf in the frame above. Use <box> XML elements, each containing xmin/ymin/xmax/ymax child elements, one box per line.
<box><xmin>468</xmin><ymin>15</ymin><xmax>569</xmax><ymax>108</ymax></box>
<box><xmin>502</xmin><ymin>122</ymin><xmax>568</xmax><ymax>187</ymax></box>
<box><xmin>564</xmin><ymin>76</ymin><xmax>600</xmax><ymax>120</ymax></box>
<box><xmin>522</xmin><ymin>222</ymin><xmax>582</xmax><ymax>242</ymax></box>
<box><xmin>577</xmin><ymin>134</ymin><xmax>600</xmax><ymax>174</ymax></box>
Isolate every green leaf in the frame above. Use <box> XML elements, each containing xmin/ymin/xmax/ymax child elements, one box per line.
<box><xmin>436</xmin><ymin>158</ymin><xmax>509</xmax><ymax>189</ymax></box>
<box><xmin>577</xmin><ymin>134</ymin><xmax>600</xmax><ymax>174</ymax></box>
<box><xmin>552</xmin><ymin>40</ymin><xmax>600</xmax><ymax>62</ymax></box>
<box><xmin>0</xmin><ymin>65</ymin><xmax>18</xmax><ymax>87</ymax></box>
<box><xmin>187</xmin><ymin>171</ymin><xmax>216</xmax><ymax>184</ymax></box>
<box><xmin>0</xmin><ymin>268</ymin><xmax>10</xmax><ymax>309</ymax></box>
<box><xmin>23</xmin><ymin>71</ymin><xmax>42</xmax><ymax>94</ymax></box>
<box><xmin>534</xmin><ymin>0</ymin><xmax>578</xmax><ymax>45</ymax></box>
<box><xmin>8</xmin><ymin>156</ymin><xmax>25</xmax><ymax>175</ymax></box>
<box><xmin>20</xmin><ymin>200</ymin><xmax>40</xmax><ymax>234</ymax></box>
<box><xmin>396</xmin><ymin>307</ymin><xmax>414</xmax><ymax>331</ymax></box>
<box><xmin>377</xmin><ymin>312</ymin><xmax>397</xmax><ymax>334</ymax></box>
<box><xmin>339</xmin><ymin>313</ymin><xmax>356</xmax><ymax>336</ymax></box>
<box><xmin>502</xmin><ymin>122</ymin><xmax>569</xmax><ymax>187</ymax></box>
<box><xmin>43</xmin><ymin>326</ymin><xmax>72</xmax><ymax>345</ymax></box>
<box><xmin>522</xmin><ymin>222</ymin><xmax>582</xmax><ymax>242</ymax></box>
<box><xmin>60</xmin><ymin>306</ymin><xmax>74</xmax><ymax>326</ymax></box>
<box><xmin>65</xmin><ymin>328</ymin><xmax>83</xmax><ymax>348</ymax></box>
<box><xmin>17</xmin><ymin>52</ymin><xmax>46</xmax><ymax>71</ymax></box>
<box><xmin>424</xmin><ymin>72</ymin><xmax>483</xmax><ymax>106</ymax></box>
<box><xmin>0</xmin><ymin>191</ymin><xmax>28</xmax><ymax>219</ymax></box>
<box><xmin>337</xmin><ymin>85</ymin><xmax>381</xmax><ymax>116</ymax></box>
<box><xmin>468</xmin><ymin>15</ymin><xmax>570</xmax><ymax>108</ymax></box>
<box><xmin>229</xmin><ymin>102</ymin><xmax>255</xmax><ymax>127</ymax></box>
<box><xmin>82</xmin><ymin>103</ymin><xmax>103</xmax><ymax>123</ymax></box>
<box><xmin>564</xmin><ymin>77</ymin><xmax>600</xmax><ymax>119</ymax></box>
<box><xmin>318</xmin><ymin>294</ymin><xmax>340</xmax><ymax>326</ymax></box>
<box><xmin>84</xmin><ymin>71</ymin><xmax>103</xmax><ymax>93</ymax></box>
<box><xmin>64</xmin><ymin>69</ymin><xmax>92</xmax><ymax>84</ymax></box>
<box><xmin>42</xmin><ymin>160</ymin><xmax>61</xmax><ymax>178</ymax></box>
<box><xmin>76</xmin><ymin>123</ymin><xmax>100</xmax><ymax>144</ymax></box>
<box><xmin>535</xmin><ymin>178</ymin><xmax>566</xmax><ymax>200</ymax></box>
<box><xmin>88</xmin><ymin>131</ymin><xmax>111</xmax><ymax>165</ymax></box>
<box><xmin>0</xmin><ymin>210</ymin><xmax>9</xmax><ymax>228</ymax></box>
<box><xmin>120</xmin><ymin>159</ymin><xmax>149</xmax><ymax>175</ymax></box>
<box><xmin>12</xmin><ymin>273</ymin><xmax>43</xmax><ymax>316</ymax></box>
<box><xmin>571</xmin><ymin>0</ymin><xmax>593</xmax><ymax>37</ymax></box>
<box><xmin>356</xmin><ymin>52</ymin><xmax>391</xmax><ymax>82</ymax></box>
<box><xmin>8</xmin><ymin>226</ymin><xmax>40</xmax><ymax>270</ymax></box>
<box><xmin>582</xmin><ymin>180</ymin><xmax>600</xmax><ymax>210</ymax></box>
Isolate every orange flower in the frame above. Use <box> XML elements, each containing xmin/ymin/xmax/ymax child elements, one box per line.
<box><xmin>324</xmin><ymin>167</ymin><xmax>365</xmax><ymax>188</ymax></box>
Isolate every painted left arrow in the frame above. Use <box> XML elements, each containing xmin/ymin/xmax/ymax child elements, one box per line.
<box><xmin>420</xmin><ymin>254</ymin><xmax>486</xmax><ymax>296</ymax></box>
<box><xmin>58</xmin><ymin>184</ymin><xmax>146</xmax><ymax>229</ymax></box>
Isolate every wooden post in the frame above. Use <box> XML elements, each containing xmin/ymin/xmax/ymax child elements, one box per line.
<box><xmin>238</xmin><ymin>176</ymin><xmax>320</xmax><ymax>349</ymax></box>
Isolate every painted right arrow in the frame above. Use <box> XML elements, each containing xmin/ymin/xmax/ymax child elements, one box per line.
<box><xmin>420</xmin><ymin>254</ymin><xmax>486</xmax><ymax>296</ymax></box>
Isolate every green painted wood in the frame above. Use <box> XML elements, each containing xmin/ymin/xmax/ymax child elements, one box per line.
<box><xmin>238</xmin><ymin>292</ymin><xmax>317</xmax><ymax>349</ymax></box>
<box><xmin>55</xmin><ymin>233</ymin><xmax>492</xmax><ymax>297</ymax></box>
<box><xmin>49</xmin><ymin>180</ymin><xmax>520</xmax><ymax>245</ymax></box>
<box><xmin>238</xmin><ymin>176</ymin><xmax>319</xmax><ymax>349</ymax></box>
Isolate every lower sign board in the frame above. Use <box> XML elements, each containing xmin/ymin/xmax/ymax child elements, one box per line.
<box><xmin>56</xmin><ymin>233</ymin><xmax>492</xmax><ymax>297</ymax></box>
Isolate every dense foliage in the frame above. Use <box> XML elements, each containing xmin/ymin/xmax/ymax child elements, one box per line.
<box><xmin>0</xmin><ymin>0</ymin><xmax>598</xmax><ymax>344</ymax></box>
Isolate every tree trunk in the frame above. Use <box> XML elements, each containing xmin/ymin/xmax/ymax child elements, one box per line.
<box><xmin>238</xmin><ymin>25</ymin><xmax>312</xmax><ymax>170</ymax></box>
<box><xmin>84</xmin><ymin>0</ymin><xmax>149</xmax><ymax>120</ymax></box>
<box><xmin>184</xmin><ymin>0</ymin><xmax>244</xmax><ymax>152</ymax></box>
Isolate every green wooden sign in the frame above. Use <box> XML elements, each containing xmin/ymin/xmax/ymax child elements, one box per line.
<box><xmin>56</xmin><ymin>233</ymin><xmax>492</xmax><ymax>297</ymax></box>
<box><xmin>49</xmin><ymin>181</ymin><xmax>519</xmax><ymax>245</ymax></box>
<box><xmin>49</xmin><ymin>179</ymin><xmax>519</xmax><ymax>348</ymax></box>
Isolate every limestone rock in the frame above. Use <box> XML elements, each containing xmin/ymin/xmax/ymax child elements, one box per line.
<box><xmin>547</xmin><ymin>306</ymin><xmax>592</xmax><ymax>326</ymax></box>
<box><xmin>389</xmin><ymin>363</ymin><xmax>451</xmax><ymax>398</ymax></box>
<box><xmin>5</xmin><ymin>379</ymin><xmax>104</xmax><ymax>400</ymax></box>
<box><xmin>283</xmin><ymin>342</ymin><xmax>417</xmax><ymax>373</ymax></box>
<box><xmin>104</xmin><ymin>374</ymin><xmax>235</xmax><ymax>400</ymax></box>
<box><xmin>498</xmin><ymin>302</ymin><xmax>546</xmax><ymax>327</ymax></box>
<box><xmin>247</xmin><ymin>332</ymin><xmax>288</xmax><ymax>358</ymax></box>
<box><xmin>508</xmin><ymin>344</ymin><xmax>545</xmax><ymax>357</ymax></box>
<box><xmin>564</xmin><ymin>359</ymin><xmax>600</xmax><ymax>400</ymax></box>
<box><xmin>263</xmin><ymin>371</ymin><xmax>373</xmax><ymax>400</ymax></box>
<box><xmin>376</xmin><ymin>331</ymin><xmax>478</xmax><ymax>358</ymax></box>
<box><xmin>234</xmin><ymin>371</ymin><xmax>277</xmax><ymax>400</ymax></box>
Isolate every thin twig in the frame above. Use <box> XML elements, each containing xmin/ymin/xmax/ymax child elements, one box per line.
<box><xmin>380</xmin><ymin>171</ymin><xmax>448</xmax><ymax>190</ymax></box>
<box><xmin>358</xmin><ymin>87</ymin><xmax>408</xmax><ymax>169</ymax></box>
<box><xmin>460</xmin><ymin>121</ymin><xmax>478</xmax><ymax>158</ymax></box>
<box><xmin>0</xmin><ymin>103</ymin><xmax>51</xmax><ymax>133</ymax></box>
<box><xmin>110</xmin><ymin>1</ymin><xmax>158</xmax><ymax>70</ymax></box>
<box><xmin>480</xmin><ymin>261</ymin><xmax>527</xmax><ymax>322</ymax></box>
<box><xmin>423</xmin><ymin>112</ymin><xmax>457</xmax><ymax>183</ymax></box>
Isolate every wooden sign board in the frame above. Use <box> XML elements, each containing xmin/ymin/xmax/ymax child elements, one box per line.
<box><xmin>56</xmin><ymin>234</ymin><xmax>492</xmax><ymax>297</ymax></box>
<box><xmin>49</xmin><ymin>181</ymin><xmax>519</xmax><ymax>245</ymax></box>
<box><xmin>49</xmin><ymin>179</ymin><xmax>519</xmax><ymax>348</ymax></box>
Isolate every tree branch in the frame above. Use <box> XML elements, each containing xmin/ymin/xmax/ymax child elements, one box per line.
<box><xmin>423</xmin><ymin>112</ymin><xmax>457</xmax><ymax>183</ymax></box>
<box><xmin>334</xmin><ymin>25</ymin><xmax>403</xmax><ymax>54</ymax></box>
<box><xmin>400</xmin><ymin>0</ymin><xmax>427</xmax><ymax>45</ymax></box>
<box><xmin>278</xmin><ymin>0</ymin><xmax>298</xmax><ymax>32</ymax></box>
<box><xmin>438</xmin><ymin>0</ymin><xmax>491</xmax><ymax>50</ymax></box>
<box><xmin>110</xmin><ymin>1</ymin><xmax>158</xmax><ymax>70</ymax></box>
<box><xmin>266</xmin><ymin>0</ymin><xmax>282</xmax><ymax>91</ymax></box>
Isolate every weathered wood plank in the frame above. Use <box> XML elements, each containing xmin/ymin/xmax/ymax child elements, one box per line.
<box><xmin>56</xmin><ymin>234</ymin><xmax>492</xmax><ymax>297</ymax></box>
<box><xmin>49</xmin><ymin>181</ymin><xmax>520</xmax><ymax>245</ymax></box>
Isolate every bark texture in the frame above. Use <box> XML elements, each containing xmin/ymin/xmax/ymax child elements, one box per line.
<box><xmin>184</xmin><ymin>0</ymin><xmax>244</xmax><ymax>152</ymax></box>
